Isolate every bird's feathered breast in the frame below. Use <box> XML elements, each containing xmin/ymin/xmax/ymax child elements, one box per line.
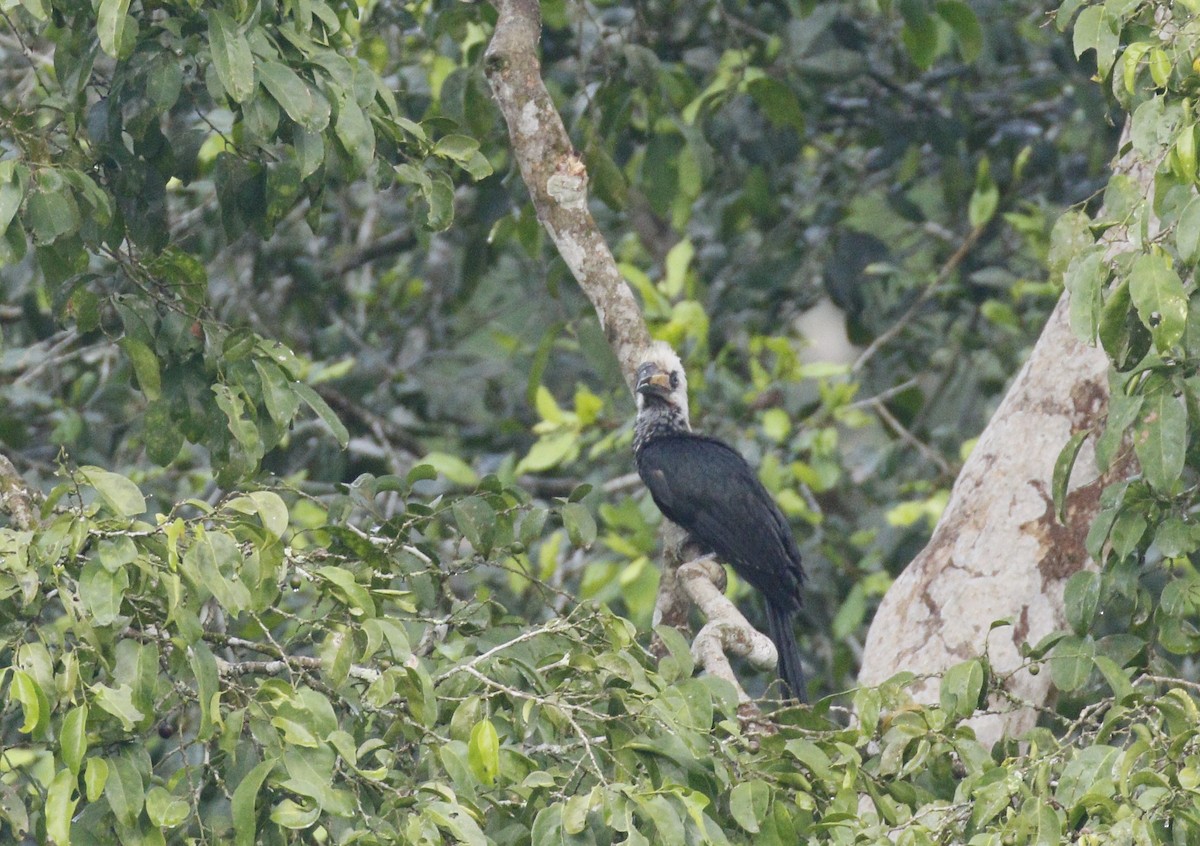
<box><xmin>635</xmin><ymin>432</ymin><xmax>804</xmax><ymax>607</ymax></box>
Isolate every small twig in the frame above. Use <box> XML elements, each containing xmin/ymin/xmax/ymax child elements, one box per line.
<box><xmin>459</xmin><ymin>664</ymin><xmax>610</xmax><ymax>784</ymax></box>
<box><xmin>847</xmin><ymin>378</ymin><xmax>920</xmax><ymax>410</ymax></box>
<box><xmin>853</xmin><ymin>224</ymin><xmax>986</xmax><ymax>373</ymax></box>
<box><xmin>870</xmin><ymin>398</ymin><xmax>953</xmax><ymax>476</ymax></box>
<box><xmin>435</xmin><ymin>619</ymin><xmax>570</xmax><ymax>683</ymax></box>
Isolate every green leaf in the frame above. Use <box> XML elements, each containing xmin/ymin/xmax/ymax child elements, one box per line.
<box><xmin>183</xmin><ymin>530</ymin><xmax>252</xmax><ymax>614</ymax></box>
<box><xmin>515</xmin><ymin>432</ymin><xmax>578</xmax><ymax>474</ymax></box>
<box><xmin>254</xmin><ymin>360</ymin><xmax>303</xmax><ymax>426</ymax></box>
<box><xmin>562</xmin><ymin>501</ymin><xmax>597</xmax><ymax>548</ymax></box>
<box><xmin>900</xmin><ymin>0</ymin><xmax>938</xmax><ymax>70</ymax></box>
<box><xmin>270</xmin><ymin>798</ymin><xmax>321</xmax><ymax>829</ymax></box>
<box><xmin>79</xmin><ymin>561</ymin><xmax>129</xmax><ymax>626</ymax></box>
<box><xmin>226</xmin><ymin>490</ymin><xmax>289</xmax><ymax>538</ymax></box>
<box><xmin>663</xmin><ymin>238</ymin><xmax>694</xmax><ymax>298</ymax></box>
<box><xmin>1129</xmin><ymin>252</ymin><xmax>1187</xmax><ymax>352</ymax></box>
<box><xmin>939</xmin><ymin>658</ymin><xmax>985</xmax><ymax>719</ymax></box>
<box><xmin>315</xmin><ymin>566</ymin><xmax>376</xmax><ymax>618</ymax></box>
<box><xmin>61</xmin><ymin>704</ymin><xmax>88</xmax><ymax>775</ymax></box>
<box><xmin>1049</xmin><ymin>635</ymin><xmax>1095</xmax><ymax>692</ymax></box>
<box><xmin>1048</xmin><ymin>210</ymin><xmax>1095</xmax><ymax>280</ymax></box>
<box><xmin>85</xmin><ymin>757</ymin><xmax>109</xmax><ymax>802</ymax></box>
<box><xmin>729</xmin><ymin>780</ymin><xmax>771</xmax><ymax>834</ymax></box>
<box><xmin>77</xmin><ymin>466</ymin><xmax>146</xmax><ymax>517</ymax></box>
<box><xmin>0</xmin><ymin>160</ymin><xmax>28</xmax><ymax>237</ymax></box>
<box><xmin>146</xmin><ymin>786</ymin><xmax>190</xmax><ymax>828</ymax></box>
<box><xmin>968</xmin><ymin>176</ymin><xmax>999</xmax><ymax>229</ymax></box>
<box><xmin>1109</xmin><ymin>506</ymin><xmax>1147</xmax><ymax>559</ymax></box>
<box><xmin>640</xmin><ymin>795</ymin><xmax>685</xmax><ymax>846</ymax></box>
<box><xmin>334</xmin><ymin>95</ymin><xmax>375</xmax><ymax>172</ymax></box>
<box><xmin>233</xmin><ymin>760</ymin><xmax>277</xmax><ymax>846</ymax></box>
<box><xmin>421</xmin><ymin>451</ymin><xmax>479</xmax><ymax>487</ymax></box>
<box><xmin>258</xmin><ymin>61</ymin><xmax>331</xmax><ymax>132</ymax></box>
<box><xmin>9</xmin><ymin>668</ymin><xmax>47</xmax><ymax>735</ymax></box>
<box><xmin>45</xmin><ymin>769</ymin><xmax>78</xmax><ymax>846</ymax></box>
<box><xmin>105</xmin><ymin>753</ymin><xmax>145</xmax><ymax>827</ymax></box>
<box><xmin>467</xmin><ymin>719</ymin><xmax>500</xmax><ymax>787</ymax></box>
<box><xmin>119</xmin><ymin>337</ymin><xmax>161</xmax><ymax>400</ymax></box>
<box><xmin>144</xmin><ymin>400</ymin><xmax>183</xmax><ymax>465</ymax></box>
<box><xmin>92</xmin><ymin>683</ymin><xmax>146</xmax><ymax>731</ymax></box>
<box><xmin>213</xmin><ymin>385</ymin><xmax>264</xmax><ymax>465</ymax></box>
<box><xmin>97</xmin><ymin>0</ymin><xmax>131</xmax><ymax>58</ymax></box>
<box><xmin>1064</xmin><ymin>570</ymin><xmax>1100</xmax><ymax>635</ymax></box>
<box><xmin>1052</xmin><ymin>430</ymin><xmax>1088</xmax><ymax>522</ymax></box>
<box><xmin>1177</xmin><ymin>197</ymin><xmax>1200</xmax><ymax>265</ymax></box>
<box><xmin>1134</xmin><ymin>383</ymin><xmax>1187</xmax><ymax>492</ymax></box>
<box><xmin>292</xmin><ymin>382</ymin><xmax>349</xmax><ymax>448</ymax></box>
<box><xmin>1093</xmin><ymin>655</ymin><xmax>1133</xmax><ymax>700</ymax></box>
<box><xmin>1098</xmin><ymin>277</ymin><xmax>1151</xmax><ymax>371</ymax></box>
<box><xmin>425</xmin><ymin>800</ymin><xmax>487</xmax><ymax>846</ymax></box>
<box><xmin>208</xmin><ymin>10</ymin><xmax>256</xmax><ymax>103</ymax></box>
<box><xmin>746</xmin><ymin>77</ymin><xmax>805</xmax><ymax>132</ymax></box>
<box><xmin>935</xmin><ymin>1</ymin><xmax>983</xmax><ymax>63</ymax></box>
<box><xmin>188</xmin><ymin>641</ymin><xmax>219</xmax><ymax>740</ymax></box>
<box><xmin>433</xmin><ymin>134</ymin><xmax>482</xmax><ymax>164</ymax></box>
<box><xmin>1096</xmin><ymin>388</ymin><xmax>1141</xmax><ymax>472</ymax></box>
<box><xmin>1063</xmin><ymin>251</ymin><xmax>1104</xmax><ymax>343</ymax></box>
<box><xmin>452</xmin><ymin>496</ymin><xmax>496</xmax><ymax>557</ymax></box>
<box><xmin>1072</xmin><ymin>6</ymin><xmax>1119</xmax><ymax>77</ymax></box>
<box><xmin>17</xmin><ymin>0</ymin><xmax>48</xmax><ymax>21</ymax></box>
<box><xmin>27</xmin><ymin>182</ymin><xmax>80</xmax><ymax>244</ymax></box>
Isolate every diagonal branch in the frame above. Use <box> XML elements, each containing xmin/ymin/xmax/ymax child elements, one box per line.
<box><xmin>0</xmin><ymin>452</ymin><xmax>38</xmax><ymax>531</ymax></box>
<box><xmin>483</xmin><ymin>0</ymin><xmax>651</xmax><ymax>391</ymax></box>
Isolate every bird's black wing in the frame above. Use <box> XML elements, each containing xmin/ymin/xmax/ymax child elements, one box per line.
<box><xmin>636</xmin><ymin>433</ymin><xmax>804</xmax><ymax>607</ymax></box>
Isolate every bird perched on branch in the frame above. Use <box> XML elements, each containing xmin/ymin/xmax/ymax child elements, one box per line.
<box><xmin>632</xmin><ymin>342</ymin><xmax>807</xmax><ymax>701</ymax></box>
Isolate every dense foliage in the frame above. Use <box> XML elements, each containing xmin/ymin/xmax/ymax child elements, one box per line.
<box><xmin>4</xmin><ymin>0</ymin><xmax>1200</xmax><ymax>843</ymax></box>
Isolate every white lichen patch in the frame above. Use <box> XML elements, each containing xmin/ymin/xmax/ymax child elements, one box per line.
<box><xmin>518</xmin><ymin>100</ymin><xmax>540</xmax><ymax>136</ymax></box>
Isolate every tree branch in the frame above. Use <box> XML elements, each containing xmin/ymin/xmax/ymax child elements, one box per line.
<box><xmin>483</xmin><ymin>0</ymin><xmax>651</xmax><ymax>391</ymax></box>
<box><xmin>0</xmin><ymin>452</ymin><xmax>38</xmax><ymax>531</ymax></box>
<box><xmin>677</xmin><ymin>557</ymin><xmax>776</xmax><ymax>695</ymax></box>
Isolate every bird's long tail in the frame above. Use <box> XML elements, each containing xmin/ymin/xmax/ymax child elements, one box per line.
<box><xmin>766</xmin><ymin>602</ymin><xmax>807</xmax><ymax>703</ymax></box>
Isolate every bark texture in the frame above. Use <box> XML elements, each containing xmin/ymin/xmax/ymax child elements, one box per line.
<box><xmin>0</xmin><ymin>453</ymin><xmax>37</xmax><ymax>531</ymax></box>
<box><xmin>859</xmin><ymin>132</ymin><xmax>1147</xmax><ymax>747</ymax></box>
<box><xmin>483</xmin><ymin>0</ymin><xmax>651</xmax><ymax>390</ymax></box>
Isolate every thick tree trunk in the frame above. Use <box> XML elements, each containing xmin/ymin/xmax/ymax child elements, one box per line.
<box><xmin>859</xmin><ymin>131</ymin><xmax>1146</xmax><ymax>747</ymax></box>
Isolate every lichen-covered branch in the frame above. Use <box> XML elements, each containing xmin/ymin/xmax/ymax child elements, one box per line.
<box><xmin>483</xmin><ymin>0</ymin><xmax>651</xmax><ymax>390</ymax></box>
<box><xmin>677</xmin><ymin>557</ymin><xmax>777</xmax><ymax>698</ymax></box>
<box><xmin>0</xmin><ymin>453</ymin><xmax>38</xmax><ymax>531</ymax></box>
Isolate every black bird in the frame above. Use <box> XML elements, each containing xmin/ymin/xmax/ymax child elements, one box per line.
<box><xmin>632</xmin><ymin>343</ymin><xmax>807</xmax><ymax>701</ymax></box>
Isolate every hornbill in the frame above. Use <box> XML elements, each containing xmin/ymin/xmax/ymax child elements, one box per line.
<box><xmin>632</xmin><ymin>342</ymin><xmax>807</xmax><ymax>701</ymax></box>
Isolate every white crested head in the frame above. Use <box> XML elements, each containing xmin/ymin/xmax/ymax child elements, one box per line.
<box><xmin>633</xmin><ymin>341</ymin><xmax>690</xmax><ymax>427</ymax></box>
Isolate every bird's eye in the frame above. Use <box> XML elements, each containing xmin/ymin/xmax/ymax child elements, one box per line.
<box><xmin>669</xmin><ymin>372</ymin><xmax>679</xmax><ymax>389</ymax></box>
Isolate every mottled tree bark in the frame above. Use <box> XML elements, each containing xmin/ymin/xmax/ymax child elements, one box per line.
<box><xmin>482</xmin><ymin>0</ymin><xmax>651</xmax><ymax>391</ymax></box>
<box><xmin>0</xmin><ymin>453</ymin><xmax>37</xmax><ymax>531</ymax></box>
<box><xmin>859</xmin><ymin>132</ymin><xmax>1146</xmax><ymax>747</ymax></box>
